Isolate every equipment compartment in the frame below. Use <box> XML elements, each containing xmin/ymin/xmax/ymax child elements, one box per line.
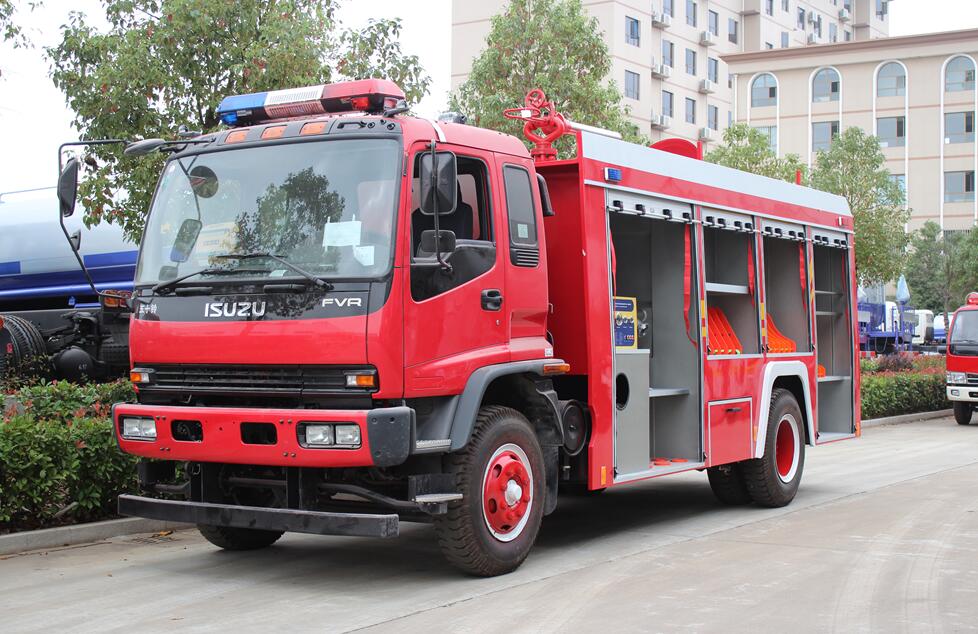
<box><xmin>813</xmin><ymin>241</ymin><xmax>855</xmax><ymax>436</ymax></box>
<box><xmin>703</xmin><ymin>220</ymin><xmax>760</xmax><ymax>355</ymax></box>
<box><xmin>762</xmin><ymin>235</ymin><xmax>811</xmax><ymax>353</ymax></box>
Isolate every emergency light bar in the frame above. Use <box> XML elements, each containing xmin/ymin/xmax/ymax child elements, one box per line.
<box><xmin>967</xmin><ymin>292</ymin><xmax>978</xmax><ymax>306</ymax></box>
<box><xmin>216</xmin><ymin>79</ymin><xmax>406</xmax><ymax>127</ymax></box>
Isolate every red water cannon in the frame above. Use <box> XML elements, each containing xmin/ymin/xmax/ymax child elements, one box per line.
<box><xmin>503</xmin><ymin>89</ymin><xmax>569</xmax><ymax>162</ymax></box>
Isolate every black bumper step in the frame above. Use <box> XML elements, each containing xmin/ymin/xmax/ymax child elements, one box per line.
<box><xmin>118</xmin><ymin>494</ymin><xmax>399</xmax><ymax>538</ymax></box>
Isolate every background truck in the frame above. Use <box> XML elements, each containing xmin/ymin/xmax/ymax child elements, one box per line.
<box><xmin>82</xmin><ymin>79</ymin><xmax>860</xmax><ymax>576</ymax></box>
<box><xmin>945</xmin><ymin>292</ymin><xmax>978</xmax><ymax>425</ymax></box>
<box><xmin>0</xmin><ymin>186</ymin><xmax>134</xmax><ymax>382</ymax></box>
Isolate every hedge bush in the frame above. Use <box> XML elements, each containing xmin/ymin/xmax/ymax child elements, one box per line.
<box><xmin>0</xmin><ymin>380</ymin><xmax>138</xmax><ymax>533</ymax></box>
<box><xmin>860</xmin><ymin>369</ymin><xmax>949</xmax><ymax>420</ymax></box>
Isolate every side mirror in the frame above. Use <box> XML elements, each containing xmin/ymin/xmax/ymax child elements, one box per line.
<box><xmin>169</xmin><ymin>218</ymin><xmax>202</xmax><ymax>263</ymax></box>
<box><xmin>536</xmin><ymin>173</ymin><xmax>555</xmax><ymax>217</ymax></box>
<box><xmin>58</xmin><ymin>157</ymin><xmax>80</xmax><ymax>218</ymax></box>
<box><xmin>123</xmin><ymin>138</ymin><xmax>167</xmax><ymax>157</ymax></box>
<box><xmin>418</xmin><ymin>150</ymin><xmax>457</xmax><ymax>216</ymax></box>
<box><xmin>419</xmin><ymin>229</ymin><xmax>456</xmax><ymax>255</ymax></box>
<box><xmin>68</xmin><ymin>229</ymin><xmax>82</xmax><ymax>252</ymax></box>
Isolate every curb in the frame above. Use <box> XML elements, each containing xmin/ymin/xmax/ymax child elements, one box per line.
<box><xmin>0</xmin><ymin>517</ymin><xmax>191</xmax><ymax>557</ymax></box>
<box><xmin>862</xmin><ymin>408</ymin><xmax>952</xmax><ymax>428</ymax></box>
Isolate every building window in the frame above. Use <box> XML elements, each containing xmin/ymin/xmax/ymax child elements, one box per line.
<box><xmin>728</xmin><ymin>18</ymin><xmax>739</xmax><ymax>44</ymax></box>
<box><xmin>751</xmin><ymin>73</ymin><xmax>777</xmax><ymax>107</ymax></box>
<box><xmin>812</xmin><ymin>68</ymin><xmax>840</xmax><ymax>103</ymax></box>
<box><xmin>876</xmin><ymin>0</ymin><xmax>888</xmax><ymax>20</ymax></box>
<box><xmin>662</xmin><ymin>40</ymin><xmax>674</xmax><ymax>67</ymax></box>
<box><xmin>830</xmin><ymin>23</ymin><xmax>838</xmax><ymax>43</ymax></box>
<box><xmin>844</xmin><ymin>0</ymin><xmax>852</xmax><ymax>10</ymax></box>
<box><xmin>708</xmin><ymin>104</ymin><xmax>719</xmax><ymax>130</ymax></box>
<box><xmin>876</xmin><ymin>116</ymin><xmax>905</xmax><ymax>148</ymax></box>
<box><xmin>946</xmin><ymin>56</ymin><xmax>977</xmax><ymax>93</ymax></box>
<box><xmin>844</xmin><ymin>30</ymin><xmax>852</xmax><ymax>42</ymax></box>
<box><xmin>876</xmin><ymin>62</ymin><xmax>906</xmax><ymax>97</ymax></box>
<box><xmin>728</xmin><ymin>73</ymin><xmax>733</xmax><ymax>89</ymax></box>
<box><xmin>946</xmin><ymin>111</ymin><xmax>976</xmax><ymax>144</ymax></box>
<box><xmin>626</xmin><ymin>16</ymin><xmax>640</xmax><ymax>46</ymax></box>
<box><xmin>708</xmin><ymin>57</ymin><xmax>719</xmax><ymax>83</ymax></box>
<box><xmin>709</xmin><ymin>10</ymin><xmax>719</xmax><ymax>35</ymax></box>
<box><xmin>890</xmin><ymin>174</ymin><xmax>906</xmax><ymax>197</ymax></box>
<box><xmin>686</xmin><ymin>0</ymin><xmax>697</xmax><ymax>27</ymax></box>
<box><xmin>813</xmin><ymin>121</ymin><xmax>840</xmax><ymax>152</ymax></box>
<box><xmin>813</xmin><ymin>14</ymin><xmax>822</xmax><ymax>37</ymax></box>
<box><xmin>686</xmin><ymin>48</ymin><xmax>697</xmax><ymax>76</ymax></box>
<box><xmin>624</xmin><ymin>70</ymin><xmax>640</xmax><ymax>99</ymax></box>
<box><xmin>664</xmin><ymin>0</ymin><xmax>673</xmax><ymax>17</ymax></box>
<box><xmin>797</xmin><ymin>8</ymin><xmax>805</xmax><ymax>29</ymax></box>
<box><xmin>765</xmin><ymin>0</ymin><xmax>774</xmax><ymax>15</ymax></box>
<box><xmin>662</xmin><ymin>90</ymin><xmax>674</xmax><ymax>118</ymax></box>
<box><xmin>945</xmin><ymin>171</ymin><xmax>976</xmax><ymax>203</ymax></box>
<box><xmin>685</xmin><ymin>98</ymin><xmax>696</xmax><ymax>124</ymax></box>
<box><xmin>755</xmin><ymin>125</ymin><xmax>777</xmax><ymax>152</ymax></box>
<box><xmin>781</xmin><ymin>32</ymin><xmax>789</xmax><ymax>48</ymax></box>
<box><xmin>782</xmin><ymin>0</ymin><xmax>790</xmax><ymax>10</ymax></box>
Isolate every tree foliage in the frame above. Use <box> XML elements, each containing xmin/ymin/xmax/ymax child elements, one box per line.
<box><xmin>47</xmin><ymin>0</ymin><xmax>430</xmax><ymax>243</ymax></box>
<box><xmin>705</xmin><ymin>123</ymin><xmax>806</xmax><ymax>183</ymax></box>
<box><xmin>450</xmin><ymin>0</ymin><xmax>646</xmax><ymax>157</ymax></box>
<box><xmin>904</xmin><ymin>221</ymin><xmax>978</xmax><ymax>316</ymax></box>
<box><xmin>808</xmin><ymin>127</ymin><xmax>910</xmax><ymax>286</ymax></box>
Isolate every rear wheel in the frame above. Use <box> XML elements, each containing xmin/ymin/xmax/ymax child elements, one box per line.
<box><xmin>197</xmin><ymin>525</ymin><xmax>284</xmax><ymax>551</ymax></box>
<box><xmin>954</xmin><ymin>402</ymin><xmax>973</xmax><ymax>426</ymax></box>
<box><xmin>707</xmin><ymin>463</ymin><xmax>752</xmax><ymax>505</ymax></box>
<box><xmin>741</xmin><ymin>389</ymin><xmax>805</xmax><ymax>508</ymax></box>
<box><xmin>434</xmin><ymin>405</ymin><xmax>545</xmax><ymax>576</ymax></box>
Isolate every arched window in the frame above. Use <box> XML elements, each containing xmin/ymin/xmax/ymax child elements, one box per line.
<box><xmin>877</xmin><ymin>62</ymin><xmax>906</xmax><ymax>97</ymax></box>
<box><xmin>751</xmin><ymin>73</ymin><xmax>777</xmax><ymax>107</ymax></box>
<box><xmin>812</xmin><ymin>68</ymin><xmax>840</xmax><ymax>103</ymax></box>
<box><xmin>946</xmin><ymin>56</ymin><xmax>976</xmax><ymax>92</ymax></box>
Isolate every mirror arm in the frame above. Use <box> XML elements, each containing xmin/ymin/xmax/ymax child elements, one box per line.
<box><xmin>56</xmin><ymin>139</ymin><xmax>127</xmax><ymax>296</ymax></box>
<box><xmin>429</xmin><ymin>140</ymin><xmax>452</xmax><ymax>273</ymax></box>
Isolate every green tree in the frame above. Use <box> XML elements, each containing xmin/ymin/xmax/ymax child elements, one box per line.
<box><xmin>450</xmin><ymin>0</ymin><xmax>646</xmax><ymax>157</ymax></box>
<box><xmin>705</xmin><ymin>123</ymin><xmax>807</xmax><ymax>183</ymax></box>
<box><xmin>48</xmin><ymin>0</ymin><xmax>429</xmax><ymax>243</ymax></box>
<box><xmin>809</xmin><ymin>127</ymin><xmax>910</xmax><ymax>286</ymax></box>
<box><xmin>1</xmin><ymin>0</ymin><xmax>39</xmax><ymax>77</ymax></box>
<box><xmin>904</xmin><ymin>221</ymin><xmax>967</xmax><ymax>316</ymax></box>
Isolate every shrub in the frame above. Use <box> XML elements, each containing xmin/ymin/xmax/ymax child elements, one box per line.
<box><xmin>860</xmin><ymin>369</ymin><xmax>949</xmax><ymax>420</ymax></box>
<box><xmin>874</xmin><ymin>353</ymin><xmax>914</xmax><ymax>373</ymax></box>
<box><xmin>15</xmin><ymin>380</ymin><xmax>135</xmax><ymax>423</ymax></box>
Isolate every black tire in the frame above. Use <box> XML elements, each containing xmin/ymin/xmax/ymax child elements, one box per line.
<box><xmin>706</xmin><ymin>463</ymin><xmax>752</xmax><ymax>505</ymax></box>
<box><xmin>741</xmin><ymin>388</ymin><xmax>806</xmax><ymax>508</ymax></box>
<box><xmin>0</xmin><ymin>315</ymin><xmax>48</xmax><ymax>380</ymax></box>
<box><xmin>434</xmin><ymin>405</ymin><xmax>546</xmax><ymax>576</ymax></box>
<box><xmin>954</xmin><ymin>402</ymin><xmax>973</xmax><ymax>426</ymax></box>
<box><xmin>197</xmin><ymin>525</ymin><xmax>284</xmax><ymax>551</ymax></box>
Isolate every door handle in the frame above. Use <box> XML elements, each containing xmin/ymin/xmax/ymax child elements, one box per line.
<box><xmin>725</xmin><ymin>407</ymin><xmax>742</xmax><ymax>413</ymax></box>
<box><xmin>481</xmin><ymin>289</ymin><xmax>503</xmax><ymax>311</ymax></box>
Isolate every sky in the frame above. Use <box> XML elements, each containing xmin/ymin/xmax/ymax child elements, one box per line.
<box><xmin>0</xmin><ymin>0</ymin><xmax>975</xmax><ymax>193</ymax></box>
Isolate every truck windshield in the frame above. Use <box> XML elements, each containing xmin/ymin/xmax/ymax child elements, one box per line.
<box><xmin>135</xmin><ymin>138</ymin><xmax>400</xmax><ymax>286</ymax></box>
<box><xmin>950</xmin><ymin>310</ymin><xmax>978</xmax><ymax>344</ymax></box>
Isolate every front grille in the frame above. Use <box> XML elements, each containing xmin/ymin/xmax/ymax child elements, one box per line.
<box><xmin>145</xmin><ymin>364</ymin><xmax>375</xmax><ymax>396</ymax></box>
<box><xmin>968</xmin><ymin>373</ymin><xmax>978</xmax><ymax>385</ymax></box>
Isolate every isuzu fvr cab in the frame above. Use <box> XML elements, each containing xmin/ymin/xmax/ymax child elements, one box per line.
<box><xmin>65</xmin><ymin>79</ymin><xmax>860</xmax><ymax>576</ymax></box>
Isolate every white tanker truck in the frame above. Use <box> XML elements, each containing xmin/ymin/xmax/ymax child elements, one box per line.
<box><xmin>0</xmin><ymin>186</ymin><xmax>135</xmax><ymax>381</ymax></box>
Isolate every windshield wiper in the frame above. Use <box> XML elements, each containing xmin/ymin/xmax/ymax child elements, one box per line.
<box><xmin>212</xmin><ymin>252</ymin><xmax>332</xmax><ymax>289</ymax></box>
<box><xmin>152</xmin><ymin>267</ymin><xmax>267</xmax><ymax>295</ymax></box>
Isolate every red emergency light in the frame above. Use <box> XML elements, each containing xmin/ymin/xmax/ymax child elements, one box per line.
<box><xmin>216</xmin><ymin>79</ymin><xmax>407</xmax><ymax>127</ymax></box>
<box><xmin>967</xmin><ymin>292</ymin><xmax>978</xmax><ymax>306</ymax></box>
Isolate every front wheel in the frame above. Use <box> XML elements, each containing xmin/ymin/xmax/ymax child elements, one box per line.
<box><xmin>741</xmin><ymin>389</ymin><xmax>806</xmax><ymax>508</ymax></box>
<box><xmin>434</xmin><ymin>405</ymin><xmax>545</xmax><ymax>576</ymax></box>
<box><xmin>954</xmin><ymin>402</ymin><xmax>973</xmax><ymax>426</ymax></box>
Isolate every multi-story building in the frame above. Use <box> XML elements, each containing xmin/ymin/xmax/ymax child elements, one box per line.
<box><xmin>451</xmin><ymin>1</ymin><xmax>890</xmax><ymax>144</ymax></box>
<box><xmin>725</xmin><ymin>28</ymin><xmax>978</xmax><ymax>230</ymax></box>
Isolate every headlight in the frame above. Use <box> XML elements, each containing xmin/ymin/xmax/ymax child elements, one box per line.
<box><xmin>947</xmin><ymin>371</ymin><xmax>967</xmax><ymax>384</ymax></box>
<box><xmin>299</xmin><ymin>423</ymin><xmax>361</xmax><ymax>448</ymax></box>
<box><xmin>304</xmin><ymin>424</ymin><xmax>335</xmax><ymax>447</ymax></box>
<box><xmin>334</xmin><ymin>424</ymin><xmax>361</xmax><ymax>446</ymax></box>
<box><xmin>121</xmin><ymin>417</ymin><xmax>157</xmax><ymax>441</ymax></box>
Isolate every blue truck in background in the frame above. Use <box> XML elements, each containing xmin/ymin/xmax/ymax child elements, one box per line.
<box><xmin>0</xmin><ymin>187</ymin><xmax>135</xmax><ymax>381</ymax></box>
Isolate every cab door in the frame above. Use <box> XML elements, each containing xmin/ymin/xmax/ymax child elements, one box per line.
<box><xmin>402</xmin><ymin>144</ymin><xmax>509</xmax><ymax>389</ymax></box>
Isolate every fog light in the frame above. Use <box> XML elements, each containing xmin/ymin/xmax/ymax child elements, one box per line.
<box><xmin>121</xmin><ymin>417</ymin><xmax>157</xmax><ymax>441</ymax></box>
<box><xmin>952</xmin><ymin>389</ymin><xmax>960</xmax><ymax>397</ymax></box>
<box><xmin>335</xmin><ymin>424</ymin><xmax>361</xmax><ymax>447</ymax></box>
<box><xmin>304</xmin><ymin>424</ymin><xmax>334</xmax><ymax>447</ymax></box>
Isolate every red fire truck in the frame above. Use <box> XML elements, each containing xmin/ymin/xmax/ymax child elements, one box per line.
<box><xmin>56</xmin><ymin>79</ymin><xmax>860</xmax><ymax>576</ymax></box>
<box><xmin>946</xmin><ymin>292</ymin><xmax>978</xmax><ymax>425</ymax></box>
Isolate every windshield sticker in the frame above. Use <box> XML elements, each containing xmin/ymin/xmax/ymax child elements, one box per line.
<box><xmin>517</xmin><ymin>223</ymin><xmax>530</xmax><ymax>239</ymax></box>
<box><xmin>322</xmin><ymin>218</ymin><xmax>362</xmax><ymax>248</ymax></box>
<box><xmin>353</xmin><ymin>245</ymin><xmax>375</xmax><ymax>267</ymax></box>
<box><xmin>192</xmin><ymin>222</ymin><xmax>237</xmax><ymax>265</ymax></box>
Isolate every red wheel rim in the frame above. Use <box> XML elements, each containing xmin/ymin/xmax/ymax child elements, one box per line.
<box><xmin>775</xmin><ymin>417</ymin><xmax>796</xmax><ymax>481</ymax></box>
<box><xmin>482</xmin><ymin>443</ymin><xmax>533</xmax><ymax>542</ymax></box>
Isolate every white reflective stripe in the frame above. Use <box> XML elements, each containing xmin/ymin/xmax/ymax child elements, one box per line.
<box><xmin>423</xmin><ymin>118</ymin><xmax>446</xmax><ymax>143</ymax></box>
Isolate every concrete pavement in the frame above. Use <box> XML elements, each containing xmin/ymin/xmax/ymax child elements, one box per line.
<box><xmin>1</xmin><ymin>417</ymin><xmax>977</xmax><ymax>633</ymax></box>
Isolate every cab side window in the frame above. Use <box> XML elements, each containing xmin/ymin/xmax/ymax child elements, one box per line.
<box><xmin>502</xmin><ymin>165</ymin><xmax>540</xmax><ymax>267</ymax></box>
<box><xmin>410</xmin><ymin>154</ymin><xmax>495</xmax><ymax>301</ymax></box>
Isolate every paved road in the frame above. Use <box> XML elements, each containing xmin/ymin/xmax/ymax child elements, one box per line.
<box><xmin>2</xmin><ymin>418</ymin><xmax>977</xmax><ymax>633</ymax></box>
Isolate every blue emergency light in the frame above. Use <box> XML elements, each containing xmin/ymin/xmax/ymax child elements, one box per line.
<box><xmin>216</xmin><ymin>79</ymin><xmax>406</xmax><ymax>127</ymax></box>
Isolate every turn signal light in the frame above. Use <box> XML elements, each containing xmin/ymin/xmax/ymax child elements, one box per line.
<box><xmin>345</xmin><ymin>372</ymin><xmax>377</xmax><ymax>389</ymax></box>
<box><xmin>130</xmin><ymin>368</ymin><xmax>154</xmax><ymax>384</ymax></box>
<box><xmin>542</xmin><ymin>362</ymin><xmax>571</xmax><ymax>376</ymax></box>
<box><xmin>300</xmin><ymin>121</ymin><xmax>328</xmax><ymax>135</ymax></box>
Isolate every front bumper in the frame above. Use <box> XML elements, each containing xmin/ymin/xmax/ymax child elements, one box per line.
<box><xmin>947</xmin><ymin>386</ymin><xmax>978</xmax><ymax>403</ymax></box>
<box><xmin>113</xmin><ymin>403</ymin><xmax>414</xmax><ymax>468</ymax></box>
<box><xmin>118</xmin><ymin>494</ymin><xmax>399</xmax><ymax>538</ymax></box>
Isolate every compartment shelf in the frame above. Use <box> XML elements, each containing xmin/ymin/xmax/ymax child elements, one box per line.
<box><xmin>818</xmin><ymin>375</ymin><xmax>849</xmax><ymax>383</ymax></box>
<box><xmin>815</xmin><ymin>310</ymin><xmax>840</xmax><ymax>317</ymax></box>
<box><xmin>649</xmin><ymin>387</ymin><xmax>691</xmax><ymax>398</ymax></box>
<box><xmin>705</xmin><ymin>282</ymin><xmax>749</xmax><ymax>295</ymax></box>
<box><xmin>814</xmin><ymin>289</ymin><xmax>842</xmax><ymax>296</ymax></box>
